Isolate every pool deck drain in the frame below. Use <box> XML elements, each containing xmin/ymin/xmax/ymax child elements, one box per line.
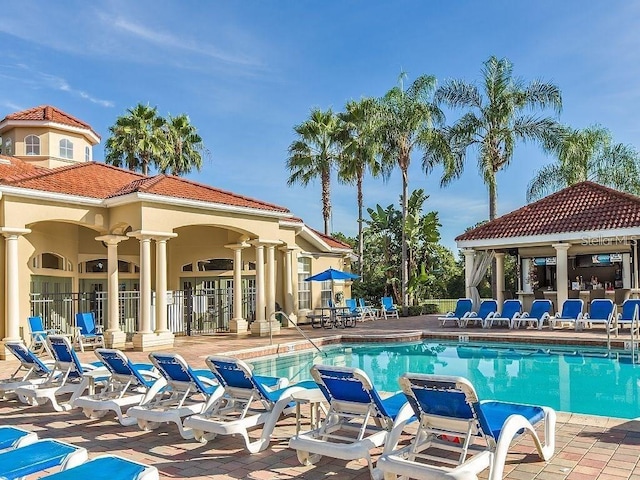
<box><xmin>1</xmin><ymin>314</ymin><xmax>640</xmax><ymax>479</ymax></box>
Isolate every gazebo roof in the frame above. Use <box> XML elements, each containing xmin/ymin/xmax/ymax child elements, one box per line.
<box><xmin>456</xmin><ymin>181</ymin><xmax>640</xmax><ymax>246</ymax></box>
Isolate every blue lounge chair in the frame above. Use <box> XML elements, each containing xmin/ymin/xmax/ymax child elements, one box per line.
<box><xmin>0</xmin><ymin>426</ymin><xmax>37</xmax><ymax>453</ymax></box>
<box><xmin>438</xmin><ymin>298</ymin><xmax>473</xmax><ymax>327</ymax></box>
<box><xmin>376</xmin><ymin>373</ymin><xmax>556</xmax><ymax>480</ymax></box>
<box><xmin>27</xmin><ymin>316</ymin><xmax>60</xmax><ymax>357</ymax></box>
<box><xmin>550</xmin><ymin>299</ymin><xmax>584</xmax><ymax>330</ymax></box>
<box><xmin>484</xmin><ymin>299</ymin><xmax>522</xmax><ymax>329</ymax></box>
<box><xmin>1</xmin><ymin>342</ymin><xmax>54</xmax><ymax>400</ymax></box>
<box><xmin>578</xmin><ymin>299</ymin><xmax>615</xmax><ymax>332</ymax></box>
<box><xmin>339</xmin><ymin>299</ymin><xmax>359</xmax><ymax>327</ymax></box>
<box><xmin>512</xmin><ymin>299</ymin><xmax>553</xmax><ymax>330</ymax></box>
<box><xmin>39</xmin><ymin>454</ymin><xmax>159</xmax><ymax>480</ymax></box>
<box><xmin>15</xmin><ymin>335</ymin><xmax>105</xmax><ymax>412</ymax></box>
<box><xmin>127</xmin><ymin>353</ymin><xmax>223</xmax><ymax>439</ymax></box>
<box><xmin>185</xmin><ymin>355</ymin><xmax>310</xmax><ymax>453</ymax></box>
<box><xmin>74</xmin><ymin>312</ymin><xmax>105</xmax><ymax>352</ymax></box>
<box><xmin>615</xmin><ymin>299</ymin><xmax>640</xmax><ymax>336</ymax></box>
<box><xmin>0</xmin><ymin>439</ymin><xmax>87</xmax><ymax>480</ymax></box>
<box><xmin>288</xmin><ymin>364</ymin><xmax>414</xmax><ymax>477</ymax></box>
<box><xmin>460</xmin><ymin>299</ymin><xmax>498</xmax><ymax>328</ymax></box>
<box><xmin>73</xmin><ymin>348</ymin><xmax>161</xmax><ymax>426</ymax></box>
<box><xmin>381</xmin><ymin>296</ymin><xmax>399</xmax><ymax>319</ymax></box>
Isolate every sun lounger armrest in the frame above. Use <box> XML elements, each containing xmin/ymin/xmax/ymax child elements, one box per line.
<box><xmin>255</xmin><ymin>375</ymin><xmax>289</xmax><ymax>389</ymax></box>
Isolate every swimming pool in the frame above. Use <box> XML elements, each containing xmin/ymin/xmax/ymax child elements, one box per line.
<box><xmin>249</xmin><ymin>340</ymin><xmax>640</xmax><ymax>419</ymax></box>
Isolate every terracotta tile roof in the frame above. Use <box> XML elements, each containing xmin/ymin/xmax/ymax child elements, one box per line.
<box><xmin>2</xmin><ymin>162</ymin><xmax>143</xmax><ymax>198</ymax></box>
<box><xmin>0</xmin><ymin>155</ymin><xmax>44</xmax><ymax>180</ymax></box>
<box><xmin>310</xmin><ymin>227</ymin><xmax>352</xmax><ymax>249</ymax></box>
<box><xmin>2</xmin><ymin>161</ymin><xmax>291</xmax><ymax>214</ymax></box>
<box><xmin>456</xmin><ymin>181</ymin><xmax>640</xmax><ymax>242</ymax></box>
<box><xmin>2</xmin><ymin>105</ymin><xmax>101</xmax><ymax>140</ymax></box>
<box><xmin>109</xmin><ymin>174</ymin><xmax>291</xmax><ymax>213</ymax></box>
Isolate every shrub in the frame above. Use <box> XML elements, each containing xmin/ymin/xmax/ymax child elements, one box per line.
<box><xmin>422</xmin><ymin>303</ymin><xmax>439</xmax><ymax>314</ymax></box>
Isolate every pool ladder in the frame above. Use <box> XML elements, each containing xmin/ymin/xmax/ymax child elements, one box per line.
<box><xmin>267</xmin><ymin>310</ymin><xmax>326</xmax><ymax>357</ymax></box>
<box><xmin>607</xmin><ymin>304</ymin><xmax>640</xmax><ymax>364</ymax></box>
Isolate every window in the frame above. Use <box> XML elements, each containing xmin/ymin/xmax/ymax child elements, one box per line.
<box><xmin>197</xmin><ymin>258</ymin><xmax>233</xmax><ymax>271</ymax></box>
<box><xmin>59</xmin><ymin>139</ymin><xmax>73</xmax><ymax>159</ymax></box>
<box><xmin>25</xmin><ymin>135</ymin><xmax>40</xmax><ymax>155</ymax></box>
<box><xmin>85</xmin><ymin>146</ymin><xmax>90</xmax><ymax>161</ymax></box>
<box><xmin>321</xmin><ymin>280</ymin><xmax>333</xmax><ymax>307</ymax></box>
<box><xmin>32</xmin><ymin>252</ymin><xmax>72</xmax><ymax>271</ymax></box>
<box><xmin>3</xmin><ymin>138</ymin><xmax>12</xmax><ymax>155</ymax></box>
<box><xmin>297</xmin><ymin>257</ymin><xmax>311</xmax><ymax>309</ymax></box>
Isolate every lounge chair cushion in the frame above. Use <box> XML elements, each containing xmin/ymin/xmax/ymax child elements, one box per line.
<box><xmin>0</xmin><ymin>427</ymin><xmax>36</xmax><ymax>451</ymax></box>
<box><xmin>0</xmin><ymin>439</ymin><xmax>84</xmax><ymax>479</ymax></box>
<box><xmin>478</xmin><ymin>401</ymin><xmax>545</xmax><ymax>440</ymax></box>
<box><xmin>40</xmin><ymin>455</ymin><xmax>156</xmax><ymax>480</ymax></box>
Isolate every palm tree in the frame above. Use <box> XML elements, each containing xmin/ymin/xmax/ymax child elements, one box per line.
<box><xmin>527</xmin><ymin>125</ymin><xmax>640</xmax><ymax>201</ymax></box>
<box><xmin>287</xmin><ymin>108</ymin><xmax>342</xmax><ymax>235</ymax></box>
<box><xmin>337</xmin><ymin>98</ymin><xmax>387</xmax><ymax>277</ymax></box>
<box><xmin>160</xmin><ymin>114</ymin><xmax>207</xmax><ymax>175</ymax></box>
<box><xmin>105</xmin><ymin>103</ymin><xmax>168</xmax><ymax>175</ymax></box>
<box><xmin>377</xmin><ymin>73</ymin><xmax>444</xmax><ymax>314</ymax></box>
<box><xmin>428</xmin><ymin>55</ymin><xmax>563</xmax><ymax>220</ymax></box>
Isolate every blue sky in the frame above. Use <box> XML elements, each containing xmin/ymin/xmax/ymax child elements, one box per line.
<box><xmin>1</xmin><ymin>1</ymin><xmax>639</xmax><ymax>251</ymax></box>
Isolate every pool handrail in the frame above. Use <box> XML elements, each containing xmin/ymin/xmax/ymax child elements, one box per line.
<box><xmin>268</xmin><ymin>310</ymin><xmax>326</xmax><ymax>357</ymax></box>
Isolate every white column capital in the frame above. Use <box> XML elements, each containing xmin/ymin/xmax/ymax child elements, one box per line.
<box><xmin>224</xmin><ymin>242</ymin><xmax>250</xmax><ymax>250</ymax></box>
<box><xmin>494</xmin><ymin>251</ymin><xmax>505</xmax><ymax>258</ymax></box>
<box><xmin>127</xmin><ymin>230</ymin><xmax>177</xmax><ymax>241</ymax></box>
<box><xmin>0</xmin><ymin>227</ymin><xmax>31</xmax><ymax>238</ymax></box>
<box><xmin>461</xmin><ymin>248</ymin><xmax>475</xmax><ymax>257</ymax></box>
<box><xmin>249</xmin><ymin>239</ymin><xmax>282</xmax><ymax>247</ymax></box>
<box><xmin>552</xmin><ymin>243</ymin><xmax>571</xmax><ymax>252</ymax></box>
<box><xmin>278</xmin><ymin>244</ymin><xmax>300</xmax><ymax>253</ymax></box>
<box><xmin>96</xmin><ymin>234</ymin><xmax>129</xmax><ymax>246</ymax></box>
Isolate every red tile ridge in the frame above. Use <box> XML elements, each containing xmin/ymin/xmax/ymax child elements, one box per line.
<box><xmin>3</xmin><ymin>161</ymin><xmax>143</xmax><ymax>185</ymax></box>
<box><xmin>3</xmin><ymin>105</ymin><xmax>101</xmax><ymax>140</ymax></box>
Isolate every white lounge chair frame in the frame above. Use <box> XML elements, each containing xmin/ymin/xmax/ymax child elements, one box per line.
<box><xmin>73</xmin><ymin>348</ymin><xmax>162</xmax><ymax>426</ymax></box>
<box><xmin>0</xmin><ymin>342</ymin><xmax>56</xmax><ymax>400</ymax></box>
<box><xmin>127</xmin><ymin>353</ymin><xmax>222</xmax><ymax>439</ymax></box>
<box><xmin>185</xmin><ymin>355</ymin><xmax>305</xmax><ymax>453</ymax></box>
<box><xmin>15</xmin><ymin>335</ymin><xmax>105</xmax><ymax>412</ymax></box>
<box><xmin>376</xmin><ymin>374</ymin><xmax>556</xmax><ymax>480</ymax></box>
<box><xmin>288</xmin><ymin>364</ymin><xmax>414</xmax><ymax>477</ymax></box>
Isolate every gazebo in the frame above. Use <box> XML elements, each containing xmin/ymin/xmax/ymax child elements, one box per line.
<box><xmin>455</xmin><ymin>181</ymin><xmax>640</xmax><ymax>312</ymax></box>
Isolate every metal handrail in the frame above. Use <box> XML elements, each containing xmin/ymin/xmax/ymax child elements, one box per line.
<box><xmin>268</xmin><ymin>311</ymin><xmax>326</xmax><ymax>357</ymax></box>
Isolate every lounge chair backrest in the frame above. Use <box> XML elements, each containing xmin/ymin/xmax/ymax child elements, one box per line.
<box><xmin>345</xmin><ymin>298</ymin><xmax>357</xmax><ymax>312</ymax></box>
<box><xmin>477</xmin><ymin>300</ymin><xmax>498</xmax><ymax>319</ymax></box>
<box><xmin>560</xmin><ymin>299</ymin><xmax>583</xmax><ymax>318</ymax></box>
<box><xmin>5</xmin><ymin>342</ymin><xmax>50</xmax><ymax>375</ymax></box>
<box><xmin>499</xmin><ymin>299</ymin><xmax>521</xmax><ymax>318</ymax></box>
<box><xmin>149</xmin><ymin>353</ymin><xmax>211</xmax><ymax>395</ymax></box>
<box><xmin>28</xmin><ymin>316</ymin><xmax>46</xmax><ymax>333</ymax></box>
<box><xmin>75</xmin><ymin>312</ymin><xmax>97</xmax><ymax>335</ymax></box>
<box><xmin>453</xmin><ymin>298</ymin><xmax>473</xmax><ymax>317</ymax></box>
<box><xmin>206</xmin><ymin>356</ymin><xmax>271</xmax><ymax>401</ymax></box>
<box><xmin>529</xmin><ymin>299</ymin><xmax>552</xmax><ymax>319</ymax></box>
<box><xmin>399</xmin><ymin>374</ymin><xmax>481</xmax><ymax>432</ymax></box>
<box><xmin>589</xmin><ymin>299</ymin><xmax>614</xmax><ymax>320</ymax></box>
<box><xmin>620</xmin><ymin>299</ymin><xmax>640</xmax><ymax>321</ymax></box>
<box><xmin>48</xmin><ymin>335</ymin><xmax>85</xmax><ymax>378</ymax></box>
<box><xmin>311</xmin><ymin>364</ymin><xmax>391</xmax><ymax>420</ymax></box>
<box><xmin>358</xmin><ymin>298</ymin><xmax>367</xmax><ymax>309</ymax></box>
<box><xmin>95</xmin><ymin>349</ymin><xmax>150</xmax><ymax>387</ymax></box>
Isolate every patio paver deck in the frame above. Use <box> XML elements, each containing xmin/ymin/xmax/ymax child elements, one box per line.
<box><xmin>1</xmin><ymin>314</ymin><xmax>639</xmax><ymax>479</ymax></box>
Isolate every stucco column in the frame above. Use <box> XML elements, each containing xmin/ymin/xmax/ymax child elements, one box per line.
<box><xmin>553</xmin><ymin>243</ymin><xmax>570</xmax><ymax>312</ymax></box>
<box><xmin>95</xmin><ymin>234</ymin><xmax>129</xmax><ymax>349</ymax></box>
<box><xmin>1</xmin><ymin>228</ymin><xmax>30</xmax><ymax>347</ymax></box>
<box><xmin>266</xmin><ymin>243</ymin><xmax>277</xmax><ymax>319</ymax></box>
<box><xmin>279</xmin><ymin>245</ymin><xmax>298</xmax><ymax>325</ymax></box>
<box><xmin>128</xmin><ymin>230</ymin><xmax>176</xmax><ymax>351</ymax></box>
<box><xmin>154</xmin><ymin>234</ymin><xmax>176</xmax><ymax>344</ymax></box>
<box><xmin>225</xmin><ymin>242</ymin><xmax>249</xmax><ymax>334</ymax></box>
<box><xmin>462</xmin><ymin>249</ymin><xmax>475</xmax><ymax>300</ymax></box>
<box><xmin>495</xmin><ymin>252</ymin><xmax>505</xmax><ymax>306</ymax></box>
<box><xmin>250</xmin><ymin>240</ymin><xmax>281</xmax><ymax>336</ymax></box>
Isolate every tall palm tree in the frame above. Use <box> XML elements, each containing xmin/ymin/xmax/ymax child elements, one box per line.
<box><xmin>428</xmin><ymin>56</ymin><xmax>563</xmax><ymax>220</ymax></box>
<box><xmin>337</xmin><ymin>98</ymin><xmax>388</xmax><ymax>277</ymax></box>
<box><xmin>377</xmin><ymin>73</ymin><xmax>444</xmax><ymax>314</ymax></box>
<box><xmin>160</xmin><ymin>114</ymin><xmax>207</xmax><ymax>175</ymax></box>
<box><xmin>426</xmin><ymin>56</ymin><xmax>563</xmax><ymax>297</ymax></box>
<box><xmin>527</xmin><ymin>125</ymin><xmax>640</xmax><ymax>201</ymax></box>
<box><xmin>105</xmin><ymin>103</ymin><xmax>168</xmax><ymax>175</ymax></box>
<box><xmin>287</xmin><ymin>108</ymin><xmax>342</xmax><ymax>235</ymax></box>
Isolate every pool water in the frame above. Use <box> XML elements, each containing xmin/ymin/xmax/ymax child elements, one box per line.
<box><xmin>249</xmin><ymin>341</ymin><xmax>640</xmax><ymax>419</ymax></box>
